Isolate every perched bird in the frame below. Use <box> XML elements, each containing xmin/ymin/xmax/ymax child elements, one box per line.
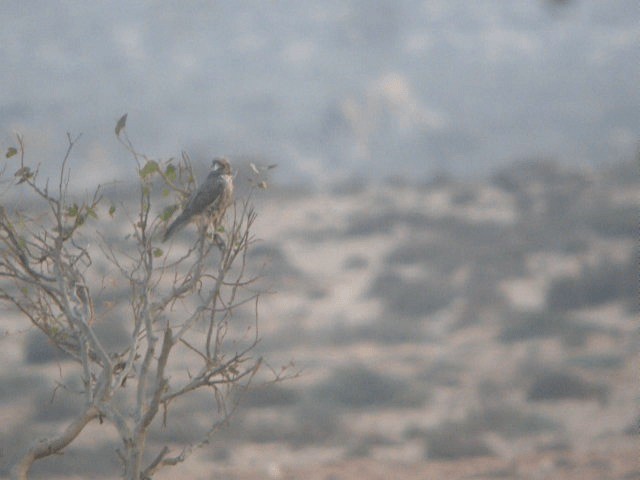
<box><xmin>162</xmin><ymin>158</ymin><xmax>234</xmax><ymax>242</ymax></box>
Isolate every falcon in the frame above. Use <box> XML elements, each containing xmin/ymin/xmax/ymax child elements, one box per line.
<box><xmin>162</xmin><ymin>157</ymin><xmax>234</xmax><ymax>242</ymax></box>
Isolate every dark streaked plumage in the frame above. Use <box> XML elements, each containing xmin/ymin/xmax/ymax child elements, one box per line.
<box><xmin>162</xmin><ymin>158</ymin><xmax>233</xmax><ymax>242</ymax></box>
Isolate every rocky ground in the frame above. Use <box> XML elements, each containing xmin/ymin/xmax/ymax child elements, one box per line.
<box><xmin>0</xmin><ymin>159</ymin><xmax>637</xmax><ymax>479</ymax></box>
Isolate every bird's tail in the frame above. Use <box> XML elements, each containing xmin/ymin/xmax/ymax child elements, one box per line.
<box><xmin>162</xmin><ymin>214</ymin><xmax>187</xmax><ymax>242</ymax></box>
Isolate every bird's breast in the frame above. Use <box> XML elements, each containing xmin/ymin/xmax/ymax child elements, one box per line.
<box><xmin>223</xmin><ymin>174</ymin><xmax>233</xmax><ymax>197</ymax></box>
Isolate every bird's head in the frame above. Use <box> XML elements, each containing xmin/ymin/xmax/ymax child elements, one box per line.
<box><xmin>212</xmin><ymin>157</ymin><xmax>232</xmax><ymax>175</ymax></box>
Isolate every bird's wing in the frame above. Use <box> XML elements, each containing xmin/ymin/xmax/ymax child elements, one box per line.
<box><xmin>183</xmin><ymin>174</ymin><xmax>225</xmax><ymax>217</ymax></box>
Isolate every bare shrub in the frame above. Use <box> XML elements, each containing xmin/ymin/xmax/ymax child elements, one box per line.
<box><xmin>422</xmin><ymin>422</ymin><xmax>493</xmax><ymax>460</ymax></box>
<box><xmin>241</xmin><ymin>384</ymin><xmax>300</xmax><ymax>408</ymax></box>
<box><xmin>419</xmin><ymin>403</ymin><xmax>557</xmax><ymax>460</ymax></box>
<box><xmin>546</xmin><ymin>259</ymin><xmax>635</xmax><ymax>312</ymax></box>
<box><xmin>526</xmin><ymin>371</ymin><xmax>608</xmax><ymax>403</ymax></box>
<box><xmin>229</xmin><ymin>401</ymin><xmax>343</xmax><ymax>446</ymax></box>
<box><xmin>498</xmin><ymin>310</ymin><xmax>593</xmax><ymax>346</ymax></box>
<box><xmin>0</xmin><ymin>373</ymin><xmax>47</xmax><ymax>403</ymax></box>
<box><xmin>313</xmin><ymin>364</ymin><xmax>425</xmax><ymax>409</ymax></box>
<box><xmin>23</xmin><ymin>331</ymin><xmax>69</xmax><ymax>364</ymax></box>
<box><xmin>0</xmin><ymin>122</ymin><xmax>290</xmax><ymax>479</ymax></box>
<box><xmin>368</xmin><ymin>272</ymin><xmax>453</xmax><ymax>318</ymax></box>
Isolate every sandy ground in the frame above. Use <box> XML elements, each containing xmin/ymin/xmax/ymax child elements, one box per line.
<box><xmin>1</xmin><ymin>160</ymin><xmax>638</xmax><ymax>479</ymax></box>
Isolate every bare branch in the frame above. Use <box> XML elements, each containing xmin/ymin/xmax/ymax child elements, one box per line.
<box><xmin>10</xmin><ymin>406</ymin><xmax>100</xmax><ymax>480</ymax></box>
<box><xmin>3</xmin><ymin>131</ymin><xmax>284</xmax><ymax>478</ymax></box>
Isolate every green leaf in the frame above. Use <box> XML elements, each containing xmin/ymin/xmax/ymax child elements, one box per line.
<box><xmin>108</xmin><ymin>205</ymin><xmax>116</xmax><ymax>217</ymax></box>
<box><xmin>165</xmin><ymin>164</ymin><xmax>176</xmax><ymax>181</ymax></box>
<box><xmin>161</xmin><ymin>204</ymin><xmax>179</xmax><ymax>222</ymax></box>
<box><xmin>161</xmin><ymin>188</ymin><xmax>170</xmax><ymax>197</ymax></box>
<box><xmin>5</xmin><ymin>147</ymin><xmax>17</xmax><ymax>158</ymax></box>
<box><xmin>87</xmin><ymin>207</ymin><xmax>98</xmax><ymax>219</ymax></box>
<box><xmin>140</xmin><ymin>160</ymin><xmax>158</xmax><ymax>178</ymax></box>
<box><xmin>14</xmin><ymin>166</ymin><xmax>32</xmax><ymax>183</ymax></box>
<box><xmin>66</xmin><ymin>203</ymin><xmax>79</xmax><ymax>217</ymax></box>
<box><xmin>153</xmin><ymin>248</ymin><xmax>164</xmax><ymax>258</ymax></box>
<box><xmin>115</xmin><ymin>113</ymin><xmax>128</xmax><ymax>136</ymax></box>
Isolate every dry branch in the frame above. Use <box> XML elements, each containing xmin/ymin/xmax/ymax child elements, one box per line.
<box><xmin>2</xmin><ymin>128</ymin><xmax>283</xmax><ymax>480</ymax></box>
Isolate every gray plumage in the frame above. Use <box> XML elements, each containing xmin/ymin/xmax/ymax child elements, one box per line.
<box><xmin>163</xmin><ymin>158</ymin><xmax>234</xmax><ymax>242</ymax></box>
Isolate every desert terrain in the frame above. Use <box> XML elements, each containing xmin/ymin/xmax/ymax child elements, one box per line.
<box><xmin>0</xmin><ymin>158</ymin><xmax>637</xmax><ymax>479</ymax></box>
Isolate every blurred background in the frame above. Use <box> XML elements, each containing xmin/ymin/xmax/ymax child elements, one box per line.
<box><xmin>0</xmin><ymin>0</ymin><xmax>638</xmax><ymax>185</ymax></box>
<box><xmin>0</xmin><ymin>1</ymin><xmax>638</xmax><ymax>479</ymax></box>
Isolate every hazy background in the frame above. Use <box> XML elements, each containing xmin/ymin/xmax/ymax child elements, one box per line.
<box><xmin>1</xmin><ymin>0</ymin><xmax>638</xmax><ymax>187</ymax></box>
<box><xmin>0</xmin><ymin>2</ymin><xmax>638</xmax><ymax>477</ymax></box>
